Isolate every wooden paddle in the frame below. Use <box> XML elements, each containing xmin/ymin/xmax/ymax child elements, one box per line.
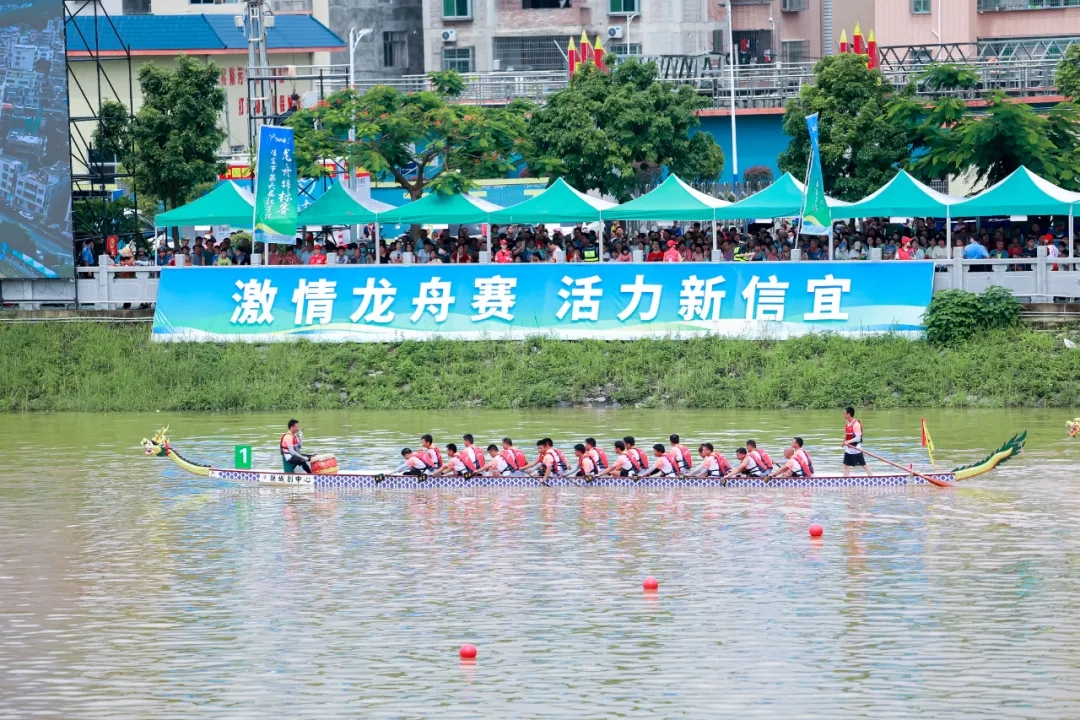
<box><xmin>858</xmin><ymin>447</ymin><xmax>953</xmax><ymax>488</ymax></box>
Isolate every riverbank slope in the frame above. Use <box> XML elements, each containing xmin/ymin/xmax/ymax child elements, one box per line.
<box><xmin>2</xmin><ymin>323</ymin><xmax>1076</xmax><ymax>411</ymax></box>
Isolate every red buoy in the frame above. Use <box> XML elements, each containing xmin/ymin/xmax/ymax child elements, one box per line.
<box><xmin>809</xmin><ymin>524</ymin><xmax>824</xmax><ymax>538</ymax></box>
<box><xmin>459</xmin><ymin>644</ymin><xmax>477</xmax><ymax>660</ymax></box>
<box><xmin>642</xmin><ymin>576</ymin><xmax>659</xmax><ymax>590</ymax></box>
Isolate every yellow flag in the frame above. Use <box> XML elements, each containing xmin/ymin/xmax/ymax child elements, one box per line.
<box><xmin>921</xmin><ymin>418</ymin><xmax>936</xmax><ymax>468</ymax></box>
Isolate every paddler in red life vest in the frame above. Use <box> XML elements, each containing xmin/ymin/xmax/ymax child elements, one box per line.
<box><xmin>573</xmin><ymin>443</ymin><xmax>599</xmax><ymax>477</ymax></box>
<box><xmin>432</xmin><ymin>442</ymin><xmax>481</xmax><ymax>477</ymax></box>
<box><xmin>745</xmin><ymin>440</ymin><xmax>775</xmax><ymax>472</ymax></box>
<box><xmin>594</xmin><ymin>440</ymin><xmax>637</xmax><ymax>478</ymax></box>
<box><xmin>642</xmin><ymin>443</ymin><xmax>680</xmax><ymax>478</ymax></box>
<box><xmin>791</xmin><ymin>437</ymin><xmax>815</xmax><ymax>477</ymax></box>
<box><xmin>461</xmin><ymin>434</ymin><xmax>484</xmax><ymax>471</ymax></box>
<box><xmin>771</xmin><ymin>448</ymin><xmax>808</xmax><ymax>478</ymax></box>
<box><xmin>687</xmin><ymin>443</ymin><xmax>732</xmax><ymax>477</ymax></box>
<box><xmin>527</xmin><ymin>438</ymin><xmax>570</xmax><ymax>480</ymax></box>
<box><xmin>498</xmin><ymin>437</ymin><xmax>528</xmax><ymax>475</ymax></box>
<box><xmin>622</xmin><ymin>436</ymin><xmax>649</xmax><ymax>474</ymax></box>
<box><xmin>584</xmin><ymin>438</ymin><xmax>609</xmax><ymax>471</ymax></box>
<box><xmin>724</xmin><ymin>447</ymin><xmax>768</xmax><ymax>478</ymax></box>
<box><xmin>478</xmin><ymin>444</ymin><xmax>515</xmax><ymax>476</ymax></box>
<box><xmin>842</xmin><ymin>406</ymin><xmax>873</xmax><ymax>477</ymax></box>
<box><xmin>420</xmin><ymin>434</ymin><xmax>443</xmax><ymax>471</ymax></box>
<box><xmin>280</xmin><ymin>419</ymin><xmax>312</xmax><ymax>473</ymax></box>
<box><xmin>392</xmin><ymin>448</ymin><xmax>432</xmax><ymax>477</ymax></box>
<box><xmin>668</xmin><ymin>434</ymin><xmax>694</xmax><ymax>474</ymax></box>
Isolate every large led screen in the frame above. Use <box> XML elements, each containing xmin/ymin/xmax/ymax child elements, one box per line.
<box><xmin>0</xmin><ymin>1</ymin><xmax>71</xmax><ymax>279</ymax></box>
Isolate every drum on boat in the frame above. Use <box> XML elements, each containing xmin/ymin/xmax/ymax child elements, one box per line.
<box><xmin>310</xmin><ymin>454</ymin><xmax>339</xmax><ymax>475</ymax></box>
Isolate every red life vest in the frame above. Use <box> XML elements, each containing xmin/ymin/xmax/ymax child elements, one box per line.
<box><xmin>845</xmin><ymin>420</ymin><xmax>861</xmax><ymax>445</ymax></box>
<box><xmin>464</xmin><ymin>445</ymin><xmax>482</xmax><ymax>468</ymax></box>
<box><xmin>794</xmin><ymin>448</ymin><xmax>814</xmax><ymax>476</ymax></box>
<box><xmin>714</xmin><ymin>453</ymin><xmax>732</xmax><ymax>475</ymax></box>
<box><xmin>457</xmin><ymin>450</ymin><xmax>479</xmax><ymax>473</ymax></box>
<box><xmin>589</xmin><ymin>447</ymin><xmax>609</xmax><ymax>470</ymax></box>
<box><xmin>625</xmin><ymin>449</ymin><xmax>645</xmax><ymax>472</ymax></box>
<box><xmin>280</xmin><ymin>433</ymin><xmax>295</xmax><ymax>457</ymax></box>
<box><xmin>419</xmin><ymin>446</ymin><xmax>440</xmax><ymax>470</ymax></box>
<box><xmin>672</xmin><ymin>445</ymin><xmax>693</xmax><ymax>471</ymax></box>
<box><xmin>551</xmin><ymin>448</ymin><xmax>569</xmax><ymax>472</ymax></box>
<box><xmin>501</xmin><ymin>448</ymin><xmax>527</xmax><ymax>471</ymax></box>
<box><xmin>749</xmin><ymin>449</ymin><xmax>773</xmax><ymax>470</ymax></box>
<box><xmin>576</xmin><ymin>455</ymin><xmax>597</xmax><ymax>475</ymax></box>
<box><xmin>663</xmin><ymin>451</ymin><xmax>684</xmax><ymax>476</ymax></box>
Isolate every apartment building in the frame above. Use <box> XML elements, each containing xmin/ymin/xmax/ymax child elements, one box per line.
<box><xmin>877</xmin><ymin>0</ymin><xmax>1079</xmax><ymax>49</ymax></box>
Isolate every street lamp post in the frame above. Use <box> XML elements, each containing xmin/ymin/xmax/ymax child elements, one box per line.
<box><xmin>717</xmin><ymin>2</ymin><xmax>738</xmax><ymax>185</ymax></box>
<box><xmin>348</xmin><ymin>27</ymin><xmax>374</xmax><ymax>90</ymax></box>
<box><xmin>625</xmin><ymin>12</ymin><xmax>639</xmax><ymax>57</ymax></box>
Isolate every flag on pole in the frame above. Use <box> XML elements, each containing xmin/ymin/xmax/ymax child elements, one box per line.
<box><xmin>580</xmin><ymin>31</ymin><xmax>593</xmax><ymax>65</ymax></box>
<box><xmin>853</xmin><ymin>22</ymin><xmax>865</xmax><ymax>55</ymax></box>
<box><xmin>921</xmin><ymin>418</ymin><xmax>937</xmax><ymax>467</ymax></box>
<box><xmin>867</xmin><ymin>29</ymin><xmax>878</xmax><ymax>69</ymax></box>
<box><xmin>799</xmin><ymin>113</ymin><xmax>831</xmax><ymax>236</ymax></box>
<box><xmin>568</xmin><ymin>37</ymin><xmax>578</xmax><ymax>76</ymax></box>
<box><xmin>254</xmin><ymin>125</ymin><xmax>298</xmax><ymax>245</ymax></box>
<box><xmin>593</xmin><ymin>35</ymin><xmax>608</xmax><ymax>73</ymax></box>
<box><xmin>839</xmin><ymin>29</ymin><xmax>848</xmax><ymax>54</ymax></box>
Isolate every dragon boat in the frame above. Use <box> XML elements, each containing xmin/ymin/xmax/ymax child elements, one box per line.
<box><xmin>142</xmin><ymin>428</ymin><xmax>1026</xmax><ymax>490</ymax></box>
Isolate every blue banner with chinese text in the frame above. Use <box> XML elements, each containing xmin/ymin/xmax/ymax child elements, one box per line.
<box><xmin>151</xmin><ymin>262</ymin><xmax>934</xmax><ymax>342</ymax></box>
<box><xmin>254</xmin><ymin>125</ymin><xmax>298</xmax><ymax>242</ymax></box>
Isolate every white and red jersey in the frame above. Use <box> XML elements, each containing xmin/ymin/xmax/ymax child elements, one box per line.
<box><xmin>793</xmin><ymin>448</ymin><xmax>814</xmax><ymax>476</ymax></box>
<box><xmin>609</xmin><ymin>454</ymin><xmax>633</xmax><ymax>475</ymax></box>
<box><xmin>655</xmin><ymin>455</ymin><xmax>677</xmax><ymax>476</ymax></box>
<box><xmin>844</xmin><ymin>420</ymin><xmax>863</xmax><ymax>454</ymax></box>
<box><xmin>423</xmin><ymin>446</ymin><xmax>443</xmax><ymax>468</ymax></box>
<box><xmin>463</xmin><ymin>445</ymin><xmax>483</xmax><ymax>468</ymax></box>
<box><xmin>743</xmin><ymin>454</ymin><xmax>766</xmax><ymax>476</ymax></box>
<box><xmin>780</xmin><ymin>456</ymin><xmax>803</xmax><ymax>476</ymax></box>
<box><xmin>404</xmin><ymin>455</ymin><xmax>430</xmax><ymax>472</ymax></box>
<box><xmin>577</xmin><ymin>455</ymin><xmax>598</xmax><ymax>474</ymax></box>
<box><xmin>587</xmin><ymin>447</ymin><xmax>609</xmax><ymax>470</ymax></box>
<box><xmin>626</xmin><ymin>447</ymin><xmax>648</xmax><ymax>472</ymax></box>
<box><xmin>701</xmin><ymin>455</ymin><xmax>722</xmax><ymax>476</ymax></box>
<box><xmin>489</xmin><ymin>454</ymin><xmax>511</xmax><ymax>475</ymax></box>
<box><xmin>671</xmin><ymin>445</ymin><xmax>693</xmax><ymax>471</ymax></box>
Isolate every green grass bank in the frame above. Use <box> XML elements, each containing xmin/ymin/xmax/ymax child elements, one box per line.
<box><xmin>1</xmin><ymin>322</ymin><xmax>1078</xmax><ymax>412</ymax></box>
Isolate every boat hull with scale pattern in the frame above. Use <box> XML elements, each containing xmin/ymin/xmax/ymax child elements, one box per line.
<box><xmin>207</xmin><ymin>467</ymin><xmax>958</xmax><ymax>489</ymax></box>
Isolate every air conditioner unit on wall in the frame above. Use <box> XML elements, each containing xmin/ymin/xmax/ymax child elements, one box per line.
<box><xmin>442</xmin><ymin>29</ymin><xmax>457</xmax><ymax>42</ymax></box>
<box><xmin>607</xmin><ymin>26</ymin><xmax>624</xmax><ymax>40</ymax></box>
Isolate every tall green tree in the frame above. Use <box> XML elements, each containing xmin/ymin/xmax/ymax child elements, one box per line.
<box><xmin>94</xmin><ymin>55</ymin><xmax>226</xmax><ymax>212</ymax></box>
<box><xmin>287</xmin><ymin>71</ymin><xmax>530</xmax><ymax>200</ymax></box>
<box><xmin>525</xmin><ymin>60</ymin><xmax>724</xmax><ymax>202</ymax></box>
<box><xmin>1056</xmin><ymin>44</ymin><xmax>1080</xmax><ymax>100</ymax></box>
<box><xmin>779</xmin><ymin>54</ymin><xmax>908</xmax><ymax>201</ymax></box>
<box><xmin>890</xmin><ymin>64</ymin><xmax>1080</xmax><ymax>190</ymax></box>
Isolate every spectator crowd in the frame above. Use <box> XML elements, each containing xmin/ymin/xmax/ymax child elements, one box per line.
<box><xmin>79</xmin><ymin>218</ymin><xmax>1080</xmax><ymax>270</ymax></box>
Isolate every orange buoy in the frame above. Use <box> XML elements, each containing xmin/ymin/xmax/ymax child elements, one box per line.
<box><xmin>642</xmin><ymin>576</ymin><xmax>659</xmax><ymax>590</ymax></box>
<box><xmin>809</xmin><ymin>524</ymin><xmax>824</xmax><ymax>538</ymax></box>
<box><xmin>459</xmin><ymin>644</ymin><xmax>477</xmax><ymax>660</ymax></box>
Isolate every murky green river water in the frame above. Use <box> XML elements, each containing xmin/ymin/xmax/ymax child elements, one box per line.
<box><xmin>1</xmin><ymin>408</ymin><xmax>1079</xmax><ymax>718</ymax></box>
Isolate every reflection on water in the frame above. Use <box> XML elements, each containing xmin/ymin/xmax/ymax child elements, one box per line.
<box><xmin>1</xmin><ymin>409</ymin><xmax>1078</xmax><ymax>718</ymax></box>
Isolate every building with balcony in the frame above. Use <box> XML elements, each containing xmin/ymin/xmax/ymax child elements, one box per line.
<box><xmin>66</xmin><ymin>13</ymin><xmax>345</xmax><ymax>174</ymax></box>
<box><xmin>876</xmin><ymin>0</ymin><xmax>1080</xmax><ymax>53</ymax></box>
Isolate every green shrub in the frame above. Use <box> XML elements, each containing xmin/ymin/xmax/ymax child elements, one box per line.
<box><xmin>924</xmin><ymin>286</ymin><xmax>1021</xmax><ymax>347</ymax></box>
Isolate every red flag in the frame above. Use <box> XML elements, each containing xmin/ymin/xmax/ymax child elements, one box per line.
<box><xmin>867</xmin><ymin>29</ymin><xmax>878</xmax><ymax>69</ymax></box>
<box><xmin>853</xmin><ymin>22</ymin><xmax>864</xmax><ymax>55</ymax></box>
<box><xmin>579</xmin><ymin>31</ymin><xmax>593</xmax><ymax>65</ymax></box>
<box><xmin>568</xmin><ymin>37</ymin><xmax>578</xmax><ymax>76</ymax></box>
<box><xmin>839</xmin><ymin>29</ymin><xmax>848</xmax><ymax>54</ymax></box>
<box><xmin>593</xmin><ymin>36</ymin><xmax>608</xmax><ymax>73</ymax></box>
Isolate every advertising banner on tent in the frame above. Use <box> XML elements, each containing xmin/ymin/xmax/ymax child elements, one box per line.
<box><xmin>254</xmin><ymin>125</ymin><xmax>298</xmax><ymax>244</ymax></box>
<box><xmin>152</xmin><ymin>262</ymin><xmax>933</xmax><ymax>342</ymax></box>
<box><xmin>800</xmin><ymin>113</ymin><xmax>831</xmax><ymax>236</ymax></box>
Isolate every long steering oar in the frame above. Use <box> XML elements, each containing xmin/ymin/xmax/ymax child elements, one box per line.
<box><xmin>859</xmin><ymin>447</ymin><xmax>953</xmax><ymax>488</ymax></box>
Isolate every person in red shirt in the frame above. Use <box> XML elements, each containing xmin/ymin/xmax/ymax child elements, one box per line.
<box><xmin>646</xmin><ymin>240</ymin><xmax>664</xmax><ymax>262</ymax></box>
<box><xmin>495</xmin><ymin>238</ymin><xmax>513</xmax><ymax>263</ymax></box>
<box><xmin>453</xmin><ymin>242</ymin><xmax>472</xmax><ymax>264</ymax></box>
<box><xmin>663</xmin><ymin>240</ymin><xmax>682</xmax><ymax>262</ymax></box>
<box><xmin>307</xmin><ymin>244</ymin><xmax>327</xmax><ymax>265</ymax></box>
<box><xmin>896</xmin><ymin>237</ymin><xmax>915</xmax><ymax>260</ymax></box>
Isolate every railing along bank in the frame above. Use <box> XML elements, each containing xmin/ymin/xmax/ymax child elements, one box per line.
<box><xmin>1</xmin><ymin>254</ymin><xmax>1073</xmax><ymax>310</ymax></box>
